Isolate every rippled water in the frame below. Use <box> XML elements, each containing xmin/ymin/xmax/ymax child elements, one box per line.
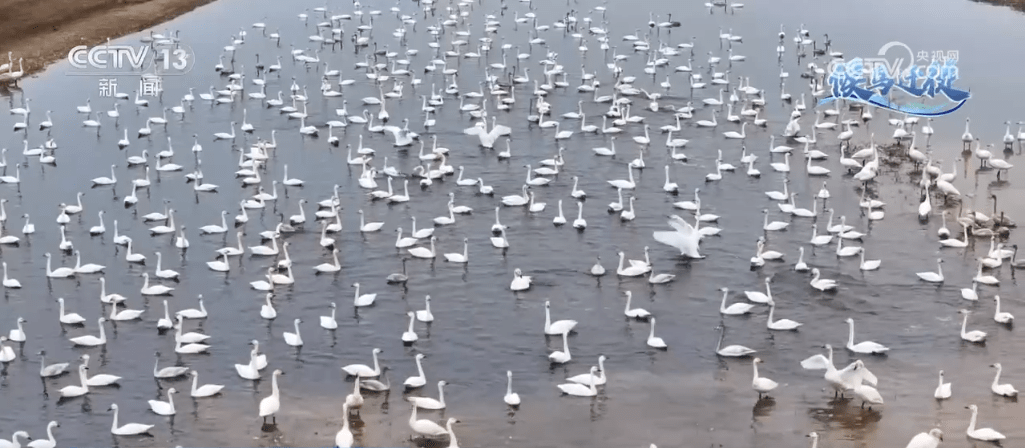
<box><xmin>2</xmin><ymin>0</ymin><xmax>1025</xmax><ymax>447</ymax></box>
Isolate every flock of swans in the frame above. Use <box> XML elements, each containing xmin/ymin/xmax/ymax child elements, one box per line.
<box><xmin>1</xmin><ymin>0</ymin><xmax>1024</xmax><ymax>447</ymax></box>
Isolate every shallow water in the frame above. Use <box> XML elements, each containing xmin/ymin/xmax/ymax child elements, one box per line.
<box><xmin>2</xmin><ymin>0</ymin><xmax>1025</xmax><ymax>447</ymax></box>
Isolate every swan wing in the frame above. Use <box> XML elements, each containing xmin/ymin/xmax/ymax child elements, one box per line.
<box><xmin>799</xmin><ymin>354</ymin><xmax>831</xmax><ymax>370</ymax></box>
<box><xmin>490</xmin><ymin>124</ymin><xmax>513</xmax><ymax>137</ymax></box>
<box><xmin>653</xmin><ymin>231</ymin><xmax>687</xmax><ymax>252</ymax></box>
<box><xmin>463</xmin><ymin>125</ymin><xmax>483</xmax><ymax>136</ymax></box>
<box><xmin>839</xmin><ymin>361</ymin><xmax>878</xmax><ymax>387</ymax></box>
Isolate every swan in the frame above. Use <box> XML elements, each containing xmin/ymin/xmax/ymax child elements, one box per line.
<box><xmin>965</xmin><ymin>404</ymin><xmax>1005</xmax><ymax>441</ymax></box>
<box><xmin>108</xmin><ymin>404</ymin><xmax>153</xmax><ymax>436</ymax></box>
<box><xmin>233</xmin><ymin>343</ymin><xmax>264</xmax><ymax>380</ymax></box>
<box><xmin>931</xmin><ymin>369</ymin><xmax>952</xmax><ymax>400</ymax></box>
<box><xmin>510</xmin><ymin>268</ymin><xmax>532</xmax><ymax>291</ymax></box>
<box><xmin>189</xmin><ymin>370</ymin><xmax>224</xmax><ymax>398</ymax></box>
<box><xmin>140</xmin><ymin>273</ymin><xmax>173</xmax><ymax>295</ymax></box>
<box><xmin>751</xmin><ymin>358</ymin><xmax>778</xmax><ymax>398</ymax></box>
<box><xmin>44</xmin><ymin>253</ymin><xmax>75</xmax><ymax>278</ymax></box>
<box><xmin>959</xmin><ymin>310</ymin><xmax>986</xmax><ymax>343</ymax></box>
<box><xmin>155</xmin><ymin>300</ymin><xmax>173</xmax><ymax>330</ymax></box>
<box><xmin>716</xmin><ymin>325</ymin><xmax>756</xmax><ymax>357</ymax></box>
<box><xmin>99</xmin><ymin>277</ymin><xmax>126</xmax><ymax>304</ymax></box>
<box><xmin>848</xmin><ymin>364</ymin><xmax>884</xmax><ymax>409</ymax></box>
<box><xmin>744</xmin><ymin>278</ymin><xmax>773</xmax><ymax>304</ymax></box>
<box><xmin>646</xmin><ymin>317</ymin><xmax>668</xmax><ymax>349</ymax></box>
<box><xmin>153</xmin><ymin>252</ymin><xmax>178</xmax><ymax>280</ymax></box>
<box><xmin>718</xmin><ymin>287</ymin><xmax>754</xmax><ymax>315</ymax></box>
<box><xmin>916</xmin><ymin>258</ymin><xmax>944</xmax><ymax>283</ymax></box>
<box><xmin>92</xmin><ymin>165</ymin><xmax>117</xmax><ymax>185</ymax></box>
<box><xmin>395</xmin><ymin>228</ymin><xmax>418</xmax><ymax>249</ymax></box>
<box><xmin>589</xmin><ymin>256</ymin><xmax>606</xmax><ymax>277</ymax></box>
<box><xmin>751</xmin><ymin>238</ymin><xmax>784</xmax><ymax>266</ymax></box>
<box><xmin>408</xmin><ymin>236</ymin><xmax>437</xmax><ymax>259</ymax></box>
<box><xmin>623</xmin><ymin>291</ymin><xmax>651</xmax><ymax>319</ymax></box>
<box><xmin>990</xmin><ymin>363</ymin><xmax>1017</xmax><ymax>397</ymax></box>
<box><xmin>335</xmin><ymin>403</ymin><xmax>354</xmax><ymax>448</ymax></box>
<box><xmin>973</xmin><ymin>258</ymin><xmax>999</xmax><ymax>285</ymax></box>
<box><xmin>206</xmin><ymin>252</ymin><xmax>230</xmax><ymax>272</ymax></box>
<box><xmin>26</xmin><ymin>421</ymin><xmax>59</xmax><ymax>448</ymax></box>
<box><xmin>906</xmin><ymin>429</ymin><xmax>944</xmax><ymax>448</ymax></box>
<box><xmin>607</xmin><ymin>165</ymin><xmax>636</xmax><ymax>189</ymax></box>
<box><xmin>572</xmin><ymin>201</ymin><xmax>587</xmax><ymax>229</ymax></box>
<box><xmin>148</xmin><ymin>388</ymin><xmax>177</xmax><ymax>415</ymax></box>
<box><xmin>345</xmin><ymin>375</ymin><xmax>365</xmax><ymax>415</ymax></box>
<box><xmin>258</xmin><ymin>370</ymin><xmax>284</xmax><ymax>425</ymax></box>
<box><xmin>409</xmin><ymin>380</ymin><xmax>446</xmax><ymax>410</ymax></box>
<box><xmin>87</xmin><ymin>211</ymin><xmax>108</xmax><ymax>236</ymax></box>
<box><xmin>723</xmin><ymin>122</ymin><xmax>747</xmax><ymax>140</ymax></box>
<box><xmin>766</xmin><ymin>300</ymin><xmax>802</xmax><ymax>330</ymax></box>
<box><xmin>558</xmin><ymin>366</ymin><xmax>599</xmax><ymax>397</ymax></box>
<box><xmin>56</xmin><ymin>363</ymin><xmax>90</xmax><ymax>397</ymax></box>
<box><xmin>616</xmin><ymin>252</ymin><xmax>648</xmax><ymax>277</ymax></box>
<box><xmin>993</xmin><ymin>295</ymin><xmax>1014</xmax><ymax>323</ymax></box>
<box><xmin>845</xmin><ymin>318</ymin><xmax>888</xmax><ymax>353</ymax></box>
<box><xmin>809</xmin><ymin>268</ymin><xmax>837</xmax><ymax>291</ymax></box>
<box><xmin>549</xmin><ymin>330</ymin><xmax>573</xmax><ymax>364</ymax></box>
<box><xmin>200</xmin><ymin>211</ymin><xmax>229</xmax><ymax>234</ymax></box>
<box><xmin>352</xmin><ymin>282</ymin><xmax>377</xmax><ymax>307</ymax></box>
<box><xmin>58</xmin><ymin>225</ymin><xmax>74</xmax><ymax>252</ymax></box>
<box><xmin>401</xmin><ymin>311</ymin><xmax>419</xmax><ymax>344</ymax></box>
<box><xmin>408</xmin><ymin>402</ymin><xmax>448</xmax><ymax>437</ymax></box>
<box><xmin>283</xmin><ymin>318</ymin><xmax>303</xmax><ymax>346</ymax></box>
<box><xmin>249</xmin><ymin>234</ymin><xmax>279</xmax><ymax>256</ymax></box>
<box><xmin>652</xmin><ymin>215</ymin><xmax>703</xmax><ymax>258</ymax></box>
<box><xmin>109</xmin><ymin>301</ymin><xmax>143</xmax><ymax>321</ymax></box>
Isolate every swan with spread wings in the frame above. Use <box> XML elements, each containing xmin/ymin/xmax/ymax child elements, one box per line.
<box><xmin>652</xmin><ymin>214</ymin><xmax>704</xmax><ymax>258</ymax></box>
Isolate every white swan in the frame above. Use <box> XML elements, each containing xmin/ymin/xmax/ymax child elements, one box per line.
<box><xmin>320</xmin><ymin>302</ymin><xmax>339</xmax><ymax>329</ymax></box>
<box><xmin>147</xmin><ymin>388</ymin><xmax>177</xmax><ymax>415</ymax></box>
<box><xmin>69</xmin><ymin>317</ymin><xmax>107</xmax><ymax>346</ymax></box>
<box><xmin>258</xmin><ymin>370</ymin><xmax>284</xmax><ymax>425</ymax></box>
<box><xmin>766</xmin><ymin>300</ymin><xmax>802</xmax><ymax>330</ymax></box>
<box><xmin>934</xmin><ymin>370</ymin><xmax>951</xmax><ymax>399</ymax></box>
<box><xmin>716</xmin><ymin>325</ymin><xmax>755</xmax><ymax>357</ymax></box>
<box><xmin>965</xmin><ymin>404</ymin><xmax>1005</xmax><ymax>441</ymax></box>
<box><xmin>190</xmin><ymin>370</ymin><xmax>224</xmax><ymax>397</ymax></box>
<box><xmin>959</xmin><ymin>310</ymin><xmax>986</xmax><ymax>343</ymax></box>
<box><xmin>408</xmin><ymin>402</ymin><xmax>448</xmax><ymax>437</ymax></box>
<box><xmin>140</xmin><ymin>273</ymin><xmax>173</xmax><ymax>295</ymax></box>
<box><xmin>845</xmin><ymin>318</ymin><xmax>888</xmax><ymax>353</ymax></box>
<box><xmin>108</xmin><ymin>404</ymin><xmax>153</xmax><ymax>436</ymax></box>
<box><xmin>58</xmin><ymin>364</ymin><xmax>89</xmax><ymax>397</ymax></box>
<box><xmin>409</xmin><ymin>380</ymin><xmax>446</xmax><ymax>410</ymax></box>
<box><xmin>751</xmin><ymin>358</ymin><xmax>778</xmax><ymax>398</ymax></box>
<box><xmin>510</xmin><ymin>268</ymin><xmax>531</xmax><ymax>291</ymax></box>
<box><xmin>352</xmin><ymin>282</ymin><xmax>377</xmax><ymax>307</ymax></box>
<box><xmin>809</xmin><ymin>268</ymin><xmax>837</xmax><ymax>291</ymax></box>
<box><xmin>994</xmin><ymin>295</ymin><xmax>1014</xmax><ymax>323</ymax></box>
<box><xmin>558</xmin><ymin>366</ymin><xmax>599</xmax><ymax>397</ymax></box>
<box><xmin>990</xmin><ymin>363</ymin><xmax>1018</xmax><ymax>397</ymax></box>
<box><xmin>44</xmin><ymin>253</ymin><xmax>75</xmax><ymax>278</ymax></box>
<box><xmin>283</xmin><ymin>318</ymin><xmax>303</xmax><ymax>346</ymax></box>
<box><xmin>905</xmin><ymin>429</ymin><xmax>943</xmax><ymax>448</ymax></box>
<box><xmin>335</xmin><ymin>403</ymin><xmax>354</xmax><ymax>448</ymax></box>
<box><xmin>549</xmin><ymin>330</ymin><xmax>572</xmax><ymax>364</ymax></box>
<box><xmin>916</xmin><ymin>258</ymin><xmax>944</xmax><ymax>283</ymax></box>
<box><xmin>401</xmin><ymin>311</ymin><xmax>419</xmax><ymax>344</ymax></box>
<box><xmin>653</xmin><ymin>215</ymin><xmax>703</xmax><ymax>258</ymax></box>
<box><xmin>647</xmin><ymin>317</ymin><xmax>667</xmax><ymax>349</ymax></box>
<box><xmin>342</xmin><ymin>348</ymin><xmax>382</xmax><ymax>377</ymax></box>
<box><xmin>504</xmin><ymin>371</ymin><xmax>521</xmax><ymax>406</ymax></box>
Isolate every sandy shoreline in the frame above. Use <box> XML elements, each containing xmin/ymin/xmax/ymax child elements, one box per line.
<box><xmin>0</xmin><ymin>0</ymin><xmax>216</xmax><ymax>82</ymax></box>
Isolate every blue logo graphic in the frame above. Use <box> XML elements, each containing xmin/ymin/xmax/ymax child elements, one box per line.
<box><xmin>818</xmin><ymin>41</ymin><xmax>969</xmax><ymax>117</ymax></box>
